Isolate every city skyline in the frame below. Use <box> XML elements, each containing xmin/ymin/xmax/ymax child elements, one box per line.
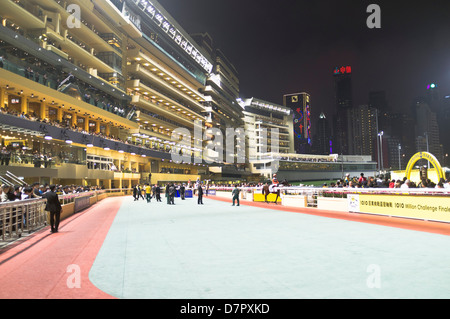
<box><xmin>161</xmin><ymin>0</ymin><xmax>450</xmax><ymax>126</ymax></box>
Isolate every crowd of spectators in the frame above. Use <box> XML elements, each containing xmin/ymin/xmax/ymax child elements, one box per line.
<box><xmin>0</xmin><ymin>52</ymin><xmax>187</xmax><ymax>157</ymax></box>
<box><xmin>0</xmin><ymin>49</ymin><xmax>129</xmax><ymax>118</ymax></box>
<box><xmin>0</xmin><ymin>182</ymin><xmax>104</xmax><ymax>203</ymax></box>
<box><xmin>321</xmin><ymin>173</ymin><xmax>450</xmax><ymax>189</ymax></box>
<box><xmin>1</xmin><ymin>106</ymin><xmax>181</xmax><ymax>156</ymax></box>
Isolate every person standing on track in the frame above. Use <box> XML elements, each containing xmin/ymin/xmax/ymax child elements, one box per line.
<box><xmin>180</xmin><ymin>183</ymin><xmax>185</xmax><ymax>200</ymax></box>
<box><xmin>138</xmin><ymin>185</ymin><xmax>145</xmax><ymax>200</ymax></box>
<box><xmin>169</xmin><ymin>183</ymin><xmax>175</xmax><ymax>205</ymax></box>
<box><xmin>155</xmin><ymin>184</ymin><xmax>161</xmax><ymax>202</ymax></box>
<box><xmin>166</xmin><ymin>183</ymin><xmax>171</xmax><ymax>204</ymax></box>
<box><xmin>133</xmin><ymin>184</ymin><xmax>138</xmax><ymax>201</ymax></box>
<box><xmin>144</xmin><ymin>183</ymin><xmax>151</xmax><ymax>203</ymax></box>
<box><xmin>197</xmin><ymin>182</ymin><xmax>204</xmax><ymax>205</ymax></box>
<box><xmin>43</xmin><ymin>184</ymin><xmax>62</xmax><ymax>233</ymax></box>
<box><xmin>232</xmin><ymin>184</ymin><xmax>240</xmax><ymax>206</ymax></box>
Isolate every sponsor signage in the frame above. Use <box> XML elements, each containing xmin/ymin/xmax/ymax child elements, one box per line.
<box><xmin>348</xmin><ymin>194</ymin><xmax>450</xmax><ymax>223</ymax></box>
<box><xmin>74</xmin><ymin>195</ymin><xmax>91</xmax><ymax>213</ymax></box>
<box><xmin>136</xmin><ymin>0</ymin><xmax>213</xmax><ymax>74</ymax></box>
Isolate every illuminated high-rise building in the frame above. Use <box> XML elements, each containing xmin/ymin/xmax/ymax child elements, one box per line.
<box><xmin>283</xmin><ymin>92</ymin><xmax>311</xmax><ymax>154</ymax></box>
<box><xmin>350</xmin><ymin>105</ymin><xmax>377</xmax><ymax>157</ymax></box>
<box><xmin>314</xmin><ymin>112</ymin><xmax>332</xmax><ymax>155</ymax></box>
<box><xmin>412</xmin><ymin>97</ymin><xmax>443</xmax><ymax>163</ymax></box>
<box><xmin>333</xmin><ymin>65</ymin><xmax>353</xmax><ymax>155</ymax></box>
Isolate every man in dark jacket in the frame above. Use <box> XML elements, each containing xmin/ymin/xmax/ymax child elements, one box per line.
<box><xmin>166</xmin><ymin>183</ymin><xmax>171</xmax><ymax>204</ymax></box>
<box><xmin>133</xmin><ymin>185</ymin><xmax>138</xmax><ymax>201</ymax></box>
<box><xmin>232</xmin><ymin>184</ymin><xmax>240</xmax><ymax>206</ymax></box>
<box><xmin>180</xmin><ymin>183</ymin><xmax>185</xmax><ymax>200</ymax></box>
<box><xmin>155</xmin><ymin>184</ymin><xmax>161</xmax><ymax>202</ymax></box>
<box><xmin>197</xmin><ymin>183</ymin><xmax>204</xmax><ymax>205</ymax></box>
<box><xmin>169</xmin><ymin>183</ymin><xmax>175</xmax><ymax>204</ymax></box>
<box><xmin>43</xmin><ymin>184</ymin><xmax>62</xmax><ymax>233</ymax></box>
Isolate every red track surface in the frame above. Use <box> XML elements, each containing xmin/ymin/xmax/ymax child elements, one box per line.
<box><xmin>1</xmin><ymin>195</ymin><xmax>449</xmax><ymax>299</ymax></box>
<box><xmin>0</xmin><ymin>197</ymin><xmax>123</xmax><ymax>299</ymax></box>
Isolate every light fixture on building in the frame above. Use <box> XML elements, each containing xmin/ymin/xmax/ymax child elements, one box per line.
<box><xmin>62</xmin><ymin>129</ymin><xmax>72</xmax><ymax>144</ymax></box>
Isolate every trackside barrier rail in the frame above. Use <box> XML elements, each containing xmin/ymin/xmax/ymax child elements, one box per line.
<box><xmin>0</xmin><ymin>198</ymin><xmax>47</xmax><ymax>242</ymax></box>
<box><xmin>209</xmin><ymin>186</ymin><xmax>450</xmax><ymax>208</ymax></box>
<box><xmin>0</xmin><ymin>188</ymin><xmax>133</xmax><ymax>244</ymax></box>
<box><xmin>209</xmin><ymin>186</ymin><xmax>450</xmax><ymax>196</ymax></box>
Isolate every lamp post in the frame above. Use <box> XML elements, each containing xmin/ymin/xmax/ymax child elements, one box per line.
<box><xmin>378</xmin><ymin>131</ymin><xmax>384</xmax><ymax>173</ymax></box>
<box><xmin>398</xmin><ymin>143</ymin><xmax>402</xmax><ymax>170</ymax></box>
<box><xmin>424</xmin><ymin>132</ymin><xmax>430</xmax><ymax>168</ymax></box>
<box><xmin>375</xmin><ymin>109</ymin><xmax>380</xmax><ymax>174</ymax></box>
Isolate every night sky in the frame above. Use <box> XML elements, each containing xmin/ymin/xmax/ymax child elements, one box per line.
<box><xmin>160</xmin><ymin>0</ymin><xmax>450</xmax><ymax>129</ymax></box>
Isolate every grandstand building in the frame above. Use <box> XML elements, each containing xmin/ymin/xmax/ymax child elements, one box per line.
<box><xmin>0</xmin><ymin>0</ymin><xmax>215</xmax><ymax>187</ymax></box>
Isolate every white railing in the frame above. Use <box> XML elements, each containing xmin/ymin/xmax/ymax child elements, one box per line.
<box><xmin>0</xmin><ymin>188</ymin><xmax>134</xmax><ymax>244</ymax></box>
<box><xmin>209</xmin><ymin>186</ymin><xmax>450</xmax><ymax>196</ymax></box>
<box><xmin>208</xmin><ymin>186</ymin><xmax>450</xmax><ymax>209</ymax></box>
<box><xmin>0</xmin><ymin>198</ymin><xmax>47</xmax><ymax>242</ymax></box>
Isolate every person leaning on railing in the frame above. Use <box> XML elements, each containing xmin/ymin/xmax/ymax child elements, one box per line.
<box><xmin>0</xmin><ymin>184</ymin><xmax>18</xmax><ymax>202</ymax></box>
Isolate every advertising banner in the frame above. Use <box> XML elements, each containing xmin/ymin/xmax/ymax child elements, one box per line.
<box><xmin>253</xmin><ymin>193</ymin><xmax>281</xmax><ymax>202</ymax></box>
<box><xmin>74</xmin><ymin>195</ymin><xmax>91</xmax><ymax>213</ymax></box>
<box><xmin>348</xmin><ymin>194</ymin><xmax>450</xmax><ymax>223</ymax></box>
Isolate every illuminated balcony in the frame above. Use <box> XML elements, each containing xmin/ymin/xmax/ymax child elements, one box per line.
<box><xmin>1</xmin><ymin>0</ymin><xmax>46</xmax><ymax>30</ymax></box>
<box><xmin>45</xmin><ymin>28</ymin><xmax>117</xmax><ymax>75</ymax></box>
<box><xmin>130</xmin><ymin>94</ymin><xmax>195</xmax><ymax>129</ymax></box>
<box><xmin>92</xmin><ymin>0</ymin><xmax>142</xmax><ymax>38</ymax></box>
<box><xmin>127</xmin><ymin>62</ymin><xmax>205</xmax><ymax>113</ymax></box>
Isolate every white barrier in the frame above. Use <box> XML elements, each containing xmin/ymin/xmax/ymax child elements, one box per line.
<box><xmin>208</xmin><ymin>186</ymin><xmax>450</xmax><ymax>223</ymax></box>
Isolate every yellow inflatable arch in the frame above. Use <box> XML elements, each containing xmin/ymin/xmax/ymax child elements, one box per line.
<box><xmin>404</xmin><ymin>152</ymin><xmax>445</xmax><ymax>181</ymax></box>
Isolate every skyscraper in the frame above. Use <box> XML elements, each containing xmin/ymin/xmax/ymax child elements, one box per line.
<box><xmin>283</xmin><ymin>92</ymin><xmax>312</xmax><ymax>154</ymax></box>
<box><xmin>333</xmin><ymin>66</ymin><xmax>353</xmax><ymax>155</ymax></box>
<box><xmin>439</xmin><ymin>95</ymin><xmax>450</xmax><ymax>159</ymax></box>
<box><xmin>412</xmin><ymin>97</ymin><xmax>443</xmax><ymax>163</ymax></box>
<box><xmin>350</xmin><ymin>105</ymin><xmax>377</xmax><ymax>157</ymax></box>
<box><xmin>369</xmin><ymin>91</ymin><xmax>388</xmax><ymax>113</ymax></box>
<box><xmin>314</xmin><ymin>112</ymin><xmax>332</xmax><ymax>155</ymax></box>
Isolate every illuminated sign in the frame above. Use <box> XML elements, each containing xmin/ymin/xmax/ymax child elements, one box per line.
<box><xmin>289</xmin><ymin>94</ymin><xmax>311</xmax><ymax>145</ymax></box>
<box><xmin>136</xmin><ymin>0</ymin><xmax>213</xmax><ymax>74</ymax></box>
<box><xmin>333</xmin><ymin>66</ymin><xmax>352</xmax><ymax>75</ymax></box>
<box><xmin>251</xmin><ymin>100</ymin><xmax>290</xmax><ymax>115</ymax></box>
